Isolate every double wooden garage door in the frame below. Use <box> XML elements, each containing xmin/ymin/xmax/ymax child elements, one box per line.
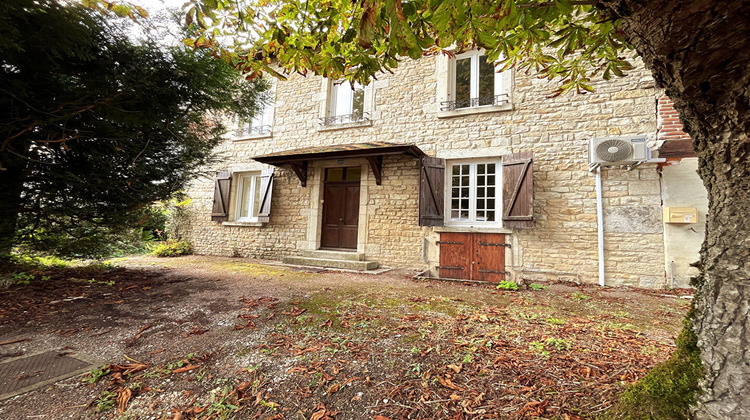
<box><xmin>438</xmin><ymin>232</ymin><xmax>507</xmax><ymax>282</ymax></box>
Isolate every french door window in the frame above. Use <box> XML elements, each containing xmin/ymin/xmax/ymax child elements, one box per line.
<box><xmin>448</xmin><ymin>161</ymin><xmax>500</xmax><ymax>224</ymax></box>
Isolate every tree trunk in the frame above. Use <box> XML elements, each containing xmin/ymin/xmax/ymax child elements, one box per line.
<box><xmin>602</xmin><ymin>0</ymin><xmax>750</xmax><ymax>417</ymax></box>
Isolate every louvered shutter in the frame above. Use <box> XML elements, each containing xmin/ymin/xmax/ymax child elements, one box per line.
<box><xmin>502</xmin><ymin>152</ymin><xmax>534</xmax><ymax>228</ymax></box>
<box><xmin>257</xmin><ymin>168</ymin><xmax>275</xmax><ymax>223</ymax></box>
<box><xmin>419</xmin><ymin>156</ymin><xmax>445</xmax><ymax>227</ymax></box>
<box><xmin>211</xmin><ymin>172</ymin><xmax>232</xmax><ymax>222</ymax></box>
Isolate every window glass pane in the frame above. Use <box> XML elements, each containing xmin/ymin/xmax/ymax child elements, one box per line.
<box><xmin>452</xmin><ymin>165</ymin><xmax>461</xmax><ymax>176</ymax></box>
<box><xmin>352</xmin><ymin>88</ymin><xmax>364</xmax><ymax>117</ymax></box>
<box><xmin>455</xmin><ymin>57</ymin><xmax>471</xmax><ymax>107</ymax></box>
<box><xmin>478</xmin><ymin>55</ymin><xmax>495</xmax><ymax>105</ymax></box>
<box><xmin>345</xmin><ymin>167</ymin><xmax>361</xmax><ymax>181</ymax></box>
<box><xmin>333</xmin><ymin>83</ymin><xmax>352</xmax><ymax>117</ymax></box>
<box><xmin>325</xmin><ymin>168</ymin><xmax>344</xmax><ymax>182</ymax></box>
<box><xmin>239</xmin><ymin>176</ymin><xmax>253</xmax><ymax>219</ymax></box>
<box><xmin>252</xmin><ymin>176</ymin><xmax>262</xmax><ymax>217</ymax></box>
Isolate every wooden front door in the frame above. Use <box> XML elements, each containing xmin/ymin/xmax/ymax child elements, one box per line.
<box><xmin>321</xmin><ymin>167</ymin><xmax>361</xmax><ymax>249</ymax></box>
<box><xmin>438</xmin><ymin>232</ymin><xmax>506</xmax><ymax>281</ymax></box>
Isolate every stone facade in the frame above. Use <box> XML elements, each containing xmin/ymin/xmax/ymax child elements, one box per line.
<box><xmin>179</xmin><ymin>54</ymin><xmax>685</xmax><ymax>288</ymax></box>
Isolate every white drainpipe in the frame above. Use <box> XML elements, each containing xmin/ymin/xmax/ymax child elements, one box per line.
<box><xmin>596</xmin><ymin>166</ymin><xmax>605</xmax><ymax>286</ymax></box>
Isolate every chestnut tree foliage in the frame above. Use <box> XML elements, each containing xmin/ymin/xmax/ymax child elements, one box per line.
<box><xmin>180</xmin><ymin>0</ymin><xmax>633</xmax><ymax>95</ymax></box>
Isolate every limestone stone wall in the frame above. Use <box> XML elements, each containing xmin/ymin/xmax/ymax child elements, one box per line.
<box><xmin>180</xmin><ymin>54</ymin><xmax>668</xmax><ymax>287</ymax></box>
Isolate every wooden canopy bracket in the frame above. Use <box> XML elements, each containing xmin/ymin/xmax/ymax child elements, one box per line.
<box><xmin>289</xmin><ymin>161</ymin><xmax>308</xmax><ymax>187</ymax></box>
<box><xmin>366</xmin><ymin>156</ymin><xmax>383</xmax><ymax>185</ymax></box>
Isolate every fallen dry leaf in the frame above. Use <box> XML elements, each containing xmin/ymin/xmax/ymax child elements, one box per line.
<box><xmin>172</xmin><ymin>364</ymin><xmax>200</xmax><ymax>374</ymax></box>
<box><xmin>134</xmin><ymin>324</ymin><xmax>152</xmax><ymax>339</ymax></box>
<box><xmin>183</xmin><ymin>326</ymin><xmax>209</xmax><ymax>337</ymax></box>
<box><xmin>438</xmin><ymin>377</ymin><xmax>463</xmax><ymax>391</ymax></box>
<box><xmin>116</xmin><ymin>387</ymin><xmax>132</xmax><ymax>413</ymax></box>
<box><xmin>0</xmin><ymin>338</ymin><xmax>31</xmax><ymax>346</ymax></box>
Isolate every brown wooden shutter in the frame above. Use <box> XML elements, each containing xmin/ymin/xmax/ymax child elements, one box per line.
<box><xmin>419</xmin><ymin>156</ymin><xmax>445</xmax><ymax>226</ymax></box>
<box><xmin>257</xmin><ymin>168</ymin><xmax>274</xmax><ymax>223</ymax></box>
<box><xmin>211</xmin><ymin>171</ymin><xmax>232</xmax><ymax>222</ymax></box>
<box><xmin>502</xmin><ymin>151</ymin><xmax>534</xmax><ymax>228</ymax></box>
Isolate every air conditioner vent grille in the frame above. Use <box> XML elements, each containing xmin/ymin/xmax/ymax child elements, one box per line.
<box><xmin>595</xmin><ymin>139</ymin><xmax>633</xmax><ymax>162</ymax></box>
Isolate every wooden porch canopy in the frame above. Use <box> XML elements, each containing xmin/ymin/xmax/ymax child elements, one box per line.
<box><xmin>253</xmin><ymin>141</ymin><xmax>426</xmax><ymax>187</ymax></box>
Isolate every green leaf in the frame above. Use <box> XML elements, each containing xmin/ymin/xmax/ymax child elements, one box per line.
<box><xmin>555</xmin><ymin>0</ymin><xmax>574</xmax><ymax>15</ymax></box>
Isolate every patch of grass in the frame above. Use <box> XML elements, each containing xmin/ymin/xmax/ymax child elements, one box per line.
<box><xmin>12</xmin><ymin>272</ymin><xmax>35</xmax><ymax>286</ymax></box>
<box><xmin>571</xmin><ymin>292</ymin><xmax>591</xmax><ymax>301</ymax></box>
<box><xmin>82</xmin><ymin>367</ymin><xmax>110</xmax><ymax>384</ymax></box>
<box><xmin>529</xmin><ymin>283</ymin><xmax>548</xmax><ymax>291</ymax></box>
<box><xmin>545</xmin><ymin>337</ymin><xmax>571</xmax><ymax>351</ymax></box>
<box><xmin>603</xmin><ymin>310</ymin><xmax>703</xmax><ymax>420</ymax></box>
<box><xmin>529</xmin><ymin>341</ymin><xmax>549</xmax><ymax>357</ymax></box>
<box><xmin>545</xmin><ymin>317</ymin><xmax>566</xmax><ymax>325</ymax></box>
<box><xmin>150</xmin><ymin>240</ymin><xmax>192</xmax><ymax>257</ymax></box>
<box><xmin>95</xmin><ymin>391</ymin><xmax>117</xmax><ymax>412</ymax></box>
<box><xmin>88</xmin><ymin>277</ymin><xmax>115</xmax><ymax>286</ymax></box>
<box><xmin>204</xmin><ymin>386</ymin><xmax>240</xmax><ymax>419</ymax></box>
<box><xmin>496</xmin><ymin>280</ymin><xmax>519</xmax><ymax>291</ymax></box>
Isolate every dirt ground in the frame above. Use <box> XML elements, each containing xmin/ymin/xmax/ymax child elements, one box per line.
<box><xmin>0</xmin><ymin>255</ymin><xmax>692</xmax><ymax>419</ymax></box>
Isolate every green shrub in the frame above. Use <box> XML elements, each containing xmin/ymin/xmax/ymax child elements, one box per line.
<box><xmin>150</xmin><ymin>240</ymin><xmax>192</xmax><ymax>257</ymax></box>
<box><xmin>496</xmin><ymin>280</ymin><xmax>519</xmax><ymax>291</ymax></box>
<box><xmin>529</xmin><ymin>283</ymin><xmax>548</xmax><ymax>291</ymax></box>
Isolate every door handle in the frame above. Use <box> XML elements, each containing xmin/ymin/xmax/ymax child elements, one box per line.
<box><xmin>339</xmin><ymin>217</ymin><xmax>343</xmax><ymax>223</ymax></box>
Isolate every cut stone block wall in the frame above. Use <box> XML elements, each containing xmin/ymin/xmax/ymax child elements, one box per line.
<box><xmin>179</xmin><ymin>55</ymin><xmax>670</xmax><ymax>288</ymax></box>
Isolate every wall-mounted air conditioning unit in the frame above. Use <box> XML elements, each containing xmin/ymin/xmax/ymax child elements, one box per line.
<box><xmin>589</xmin><ymin>136</ymin><xmax>651</xmax><ymax>166</ymax></box>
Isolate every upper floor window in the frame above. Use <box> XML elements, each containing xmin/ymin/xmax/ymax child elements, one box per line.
<box><xmin>447</xmin><ymin>160</ymin><xmax>501</xmax><ymax>225</ymax></box>
<box><xmin>234</xmin><ymin>91</ymin><xmax>274</xmax><ymax>139</ymax></box>
<box><xmin>321</xmin><ymin>80</ymin><xmax>370</xmax><ymax>126</ymax></box>
<box><xmin>438</xmin><ymin>50</ymin><xmax>512</xmax><ymax>115</ymax></box>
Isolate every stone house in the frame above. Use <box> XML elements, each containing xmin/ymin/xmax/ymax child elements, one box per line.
<box><xmin>178</xmin><ymin>51</ymin><xmax>706</xmax><ymax>288</ymax></box>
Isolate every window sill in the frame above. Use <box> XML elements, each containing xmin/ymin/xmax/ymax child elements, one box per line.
<box><xmin>222</xmin><ymin>221</ymin><xmax>265</xmax><ymax>227</ymax></box>
<box><xmin>437</xmin><ymin>103</ymin><xmax>513</xmax><ymax>119</ymax></box>
<box><xmin>317</xmin><ymin>119</ymin><xmax>373</xmax><ymax>132</ymax></box>
<box><xmin>232</xmin><ymin>132</ymin><xmax>273</xmax><ymax>142</ymax></box>
<box><xmin>434</xmin><ymin>225</ymin><xmax>512</xmax><ymax>234</ymax></box>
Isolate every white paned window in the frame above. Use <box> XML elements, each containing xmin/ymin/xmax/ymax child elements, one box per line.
<box><xmin>447</xmin><ymin>160</ymin><xmax>501</xmax><ymax>225</ymax></box>
<box><xmin>235</xmin><ymin>92</ymin><xmax>274</xmax><ymax>138</ymax></box>
<box><xmin>235</xmin><ymin>173</ymin><xmax>262</xmax><ymax>222</ymax></box>
<box><xmin>327</xmin><ymin>81</ymin><xmax>366</xmax><ymax>124</ymax></box>
<box><xmin>450</xmin><ymin>51</ymin><xmax>506</xmax><ymax>110</ymax></box>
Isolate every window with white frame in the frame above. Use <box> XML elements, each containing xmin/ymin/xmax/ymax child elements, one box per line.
<box><xmin>447</xmin><ymin>160</ymin><xmax>501</xmax><ymax>225</ymax></box>
<box><xmin>235</xmin><ymin>172</ymin><xmax>262</xmax><ymax>222</ymax></box>
<box><xmin>443</xmin><ymin>50</ymin><xmax>508</xmax><ymax>111</ymax></box>
<box><xmin>234</xmin><ymin>93</ymin><xmax>274</xmax><ymax>138</ymax></box>
<box><xmin>324</xmin><ymin>80</ymin><xmax>366</xmax><ymax>125</ymax></box>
